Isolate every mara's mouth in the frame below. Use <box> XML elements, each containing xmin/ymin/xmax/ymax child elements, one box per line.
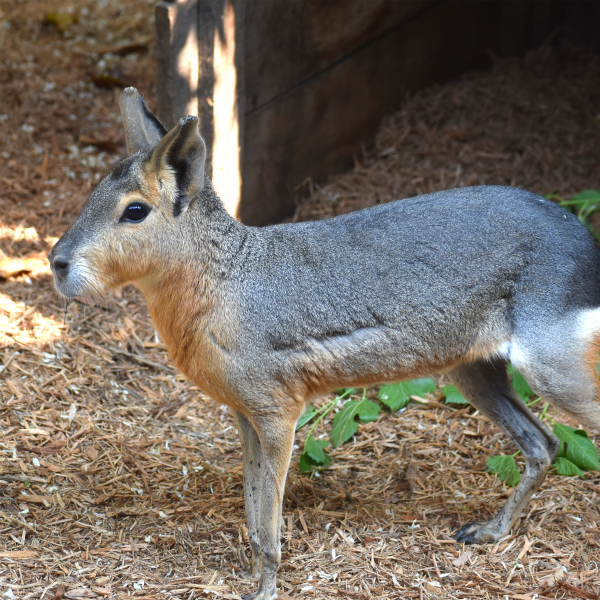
<box><xmin>51</xmin><ymin>261</ymin><xmax>112</xmax><ymax>303</ymax></box>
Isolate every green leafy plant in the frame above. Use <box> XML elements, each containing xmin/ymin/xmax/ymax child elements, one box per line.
<box><xmin>299</xmin><ymin>436</ymin><xmax>331</xmax><ymax>472</ymax></box>
<box><xmin>442</xmin><ymin>384</ymin><xmax>469</xmax><ymax>405</ymax></box>
<box><xmin>296</xmin><ymin>366</ymin><xmax>599</xmax><ymax>485</ymax></box>
<box><xmin>299</xmin><ymin>379</ymin><xmax>437</xmax><ymax>471</ymax></box>
<box><xmin>553</xmin><ymin>456</ymin><xmax>584</xmax><ymax>478</ymax></box>
<box><xmin>553</xmin><ymin>423</ymin><xmax>600</xmax><ymax>472</ymax></box>
<box><xmin>486</xmin><ymin>370</ymin><xmax>599</xmax><ymax>486</ymax></box>
<box><xmin>378</xmin><ymin>378</ymin><xmax>436</xmax><ymax>411</ymax></box>
<box><xmin>330</xmin><ymin>392</ymin><xmax>380</xmax><ymax>447</ymax></box>
<box><xmin>487</xmin><ymin>454</ymin><xmax>521</xmax><ymax>487</ymax></box>
<box><xmin>545</xmin><ymin>189</ymin><xmax>600</xmax><ymax>240</ymax></box>
<box><xmin>297</xmin><ymin>388</ymin><xmax>380</xmax><ymax>472</ymax></box>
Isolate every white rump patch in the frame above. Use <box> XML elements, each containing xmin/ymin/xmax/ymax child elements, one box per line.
<box><xmin>492</xmin><ymin>339</ymin><xmax>528</xmax><ymax>371</ymax></box>
<box><xmin>508</xmin><ymin>340</ymin><xmax>528</xmax><ymax>371</ymax></box>
<box><xmin>494</xmin><ymin>338</ymin><xmax>527</xmax><ymax>371</ymax></box>
<box><xmin>495</xmin><ymin>341</ymin><xmax>511</xmax><ymax>361</ymax></box>
<box><xmin>577</xmin><ymin>307</ymin><xmax>600</xmax><ymax>343</ymax></box>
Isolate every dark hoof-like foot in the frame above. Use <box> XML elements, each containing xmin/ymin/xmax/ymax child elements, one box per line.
<box><xmin>455</xmin><ymin>522</ymin><xmax>502</xmax><ymax>544</ymax></box>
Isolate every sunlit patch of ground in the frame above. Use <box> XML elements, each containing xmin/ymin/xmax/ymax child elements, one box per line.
<box><xmin>0</xmin><ymin>291</ymin><xmax>65</xmax><ymax>345</ymax></box>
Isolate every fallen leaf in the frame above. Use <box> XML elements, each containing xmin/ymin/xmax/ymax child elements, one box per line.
<box><xmin>65</xmin><ymin>589</ymin><xmax>97</xmax><ymax>599</ymax></box>
<box><xmin>452</xmin><ymin>550</ymin><xmax>472</xmax><ymax>567</ymax></box>
<box><xmin>51</xmin><ymin>584</ymin><xmax>65</xmax><ymax>600</ymax></box>
<box><xmin>44</xmin><ymin>12</ymin><xmax>77</xmax><ymax>32</ymax></box>
<box><xmin>544</xmin><ymin>566</ymin><xmax>566</xmax><ymax>587</ymax></box>
<box><xmin>86</xmin><ymin>446</ymin><xmax>99</xmax><ymax>461</ymax></box>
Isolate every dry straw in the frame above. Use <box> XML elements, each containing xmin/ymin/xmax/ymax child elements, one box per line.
<box><xmin>1</xmin><ymin>1</ymin><xmax>599</xmax><ymax>598</ymax></box>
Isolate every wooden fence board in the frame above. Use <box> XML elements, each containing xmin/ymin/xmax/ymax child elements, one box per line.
<box><xmin>241</xmin><ymin>0</ymin><xmax>502</xmax><ymax>224</ymax></box>
<box><xmin>244</xmin><ymin>0</ymin><xmax>436</xmax><ymax>113</ymax></box>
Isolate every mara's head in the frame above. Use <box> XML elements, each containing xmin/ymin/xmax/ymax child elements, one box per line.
<box><xmin>49</xmin><ymin>88</ymin><xmax>206</xmax><ymax>301</ymax></box>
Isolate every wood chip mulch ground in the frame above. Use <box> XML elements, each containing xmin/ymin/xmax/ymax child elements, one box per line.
<box><xmin>1</xmin><ymin>2</ymin><xmax>599</xmax><ymax>599</ymax></box>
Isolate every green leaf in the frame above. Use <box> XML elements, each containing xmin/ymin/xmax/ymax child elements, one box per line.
<box><xmin>304</xmin><ymin>435</ymin><xmax>329</xmax><ymax>463</ymax></box>
<box><xmin>378</xmin><ymin>378</ymin><xmax>436</xmax><ymax>411</ymax></box>
<box><xmin>298</xmin><ymin>453</ymin><xmax>316</xmax><ymax>472</ymax></box>
<box><xmin>558</xmin><ymin>190</ymin><xmax>600</xmax><ymax>209</ymax></box>
<box><xmin>299</xmin><ymin>451</ymin><xmax>331</xmax><ymax>472</ymax></box>
<box><xmin>299</xmin><ymin>436</ymin><xmax>331</xmax><ymax>472</ymax></box>
<box><xmin>486</xmin><ymin>455</ymin><xmax>520</xmax><ymax>487</ymax></box>
<box><xmin>553</xmin><ymin>423</ymin><xmax>600</xmax><ymax>471</ymax></box>
<box><xmin>442</xmin><ymin>385</ymin><xmax>469</xmax><ymax>405</ymax></box>
<box><xmin>570</xmin><ymin>189</ymin><xmax>600</xmax><ymax>204</ymax></box>
<box><xmin>558</xmin><ymin>190</ymin><xmax>600</xmax><ymax>239</ymax></box>
<box><xmin>330</xmin><ymin>398</ymin><xmax>380</xmax><ymax>448</ymax></box>
<box><xmin>507</xmin><ymin>364</ymin><xmax>534</xmax><ymax>400</ymax></box>
<box><xmin>553</xmin><ymin>457</ymin><xmax>585</xmax><ymax>478</ymax></box>
<box><xmin>296</xmin><ymin>407</ymin><xmax>317</xmax><ymax>430</ymax></box>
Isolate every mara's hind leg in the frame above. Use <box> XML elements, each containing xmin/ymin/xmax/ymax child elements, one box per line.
<box><xmin>447</xmin><ymin>359</ymin><xmax>559</xmax><ymax>544</ymax></box>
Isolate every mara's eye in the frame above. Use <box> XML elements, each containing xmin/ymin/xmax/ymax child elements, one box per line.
<box><xmin>120</xmin><ymin>202</ymin><xmax>150</xmax><ymax>223</ymax></box>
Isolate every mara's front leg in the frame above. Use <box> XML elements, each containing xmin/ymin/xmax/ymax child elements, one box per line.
<box><xmin>242</xmin><ymin>414</ymin><xmax>296</xmax><ymax>600</ymax></box>
<box><xmin>235</xmin><ymin>411</ymin><xmax>263</xmax><ymax>579</ymax></box>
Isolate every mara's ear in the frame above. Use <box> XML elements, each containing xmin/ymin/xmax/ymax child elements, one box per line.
<box><xmin>119</xmin><ymin>87</ymin><xmax>168</xmax><ymax>155</ymax></box>
<box><xmin>150</xmin><ymin>116</ymin><xmax>206</xmax><ymax>216</ymax></box>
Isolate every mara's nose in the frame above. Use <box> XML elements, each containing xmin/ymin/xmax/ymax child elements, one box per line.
<box><xmin>51</xmin><ymin>255</ymin><xmax>70</xmax><ymax>279</ymax></box>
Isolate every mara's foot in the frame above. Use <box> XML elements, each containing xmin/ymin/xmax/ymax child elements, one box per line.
<box><xmin>455</xmin><ymin>521</ymin><xmax>505</xmax><ymax>544</ymax></box>
<box><xmin>241</xmin><ymin>588</ymin><xmax>277</xmax><ymax>600</ymax></box>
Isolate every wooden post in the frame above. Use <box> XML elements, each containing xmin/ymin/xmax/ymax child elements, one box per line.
<box><xmin>210</xmin><ymin>0</ymin><xmax>245</xmax><ymax>220</ymax></box>
<box><xmin>156</xmin><ymin>0</ymin><xmax>244</xmax><ymax>220</ymax></box>
<box><xmin>155</xmin><ymin>0</ymin><xmax>199</xmax><ymax>129</ymax></box>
